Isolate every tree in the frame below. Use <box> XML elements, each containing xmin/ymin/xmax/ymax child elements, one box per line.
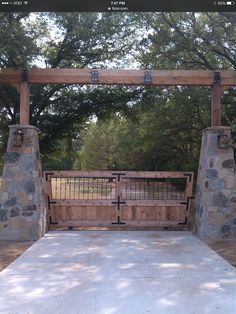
<box><xmin>74</xmin><ymin>118</ymin><xmax>120</xmax><ymax>170</ymax></box>
<box><xmin>0</xmin><ymin>12</ymin><xmax>141</xmax><ymax>170</ymax></box>
<box><xmin>77</xmin><ymin>85</ymin><xmax>211</xmax><ymax>172</ymax></box>
<box><xmin>138</xmin><ymin>12</ymin><xmax>236</xmax><ymax>70</ymax></box>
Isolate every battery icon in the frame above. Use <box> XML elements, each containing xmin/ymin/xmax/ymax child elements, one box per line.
<box><xmin>227</xmin><ymin>1</ymin><xmax>234</xmax><ymax>4</ymax></box>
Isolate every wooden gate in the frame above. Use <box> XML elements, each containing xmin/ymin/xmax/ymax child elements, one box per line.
<box><xmin>44</xmin><ymin>171</ymin><xmax>194</xmax><ymax>229</ymax></box>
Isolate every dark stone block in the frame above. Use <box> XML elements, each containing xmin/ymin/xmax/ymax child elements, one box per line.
<box><xmin>209</xmin><ymin>159</ymin><xmax>214</xmax><ymax>168</ymax></box>
<box><xmin>0</xmin><ymin>209</ymin><xmax>8</xmax><ymax>221</ymax></box>
<box><xmin>208</xmin><ymin>178</ymin><xmax>225</xmax><ymax>191</ymax></box>
<box><xmin>10</xmin><ymin>207</ymin><xmax>19</xmax><ymax>217</ymax></box>
<box><xmin>24</xmin><ymin>182</ymin><xmax>35</xmax><ymax>193</ymax></box>
<box><xmin>232</xmin><ymin>218</ymin><xmax>236</xmax><ymax>225</ymax></box>
<box><xmin>23</xmin><ymin>204</ymin><xmax>37</xmax><ymax>211</ymax></box>
<box><xmin>206</xmin><ymin>169</ymin><xmax>218</xmax><ymax>179</ymax></box>
<box><xmin>230</xmin><ymin>197</ymin><xmax>236</xmax><ymax>203</ymax></box>
<box><xmin>222</xmin><ymin>159</ymin><xmax>235</xmax><ymax>169</ymax></box>
<box><xmin>212</xmin><ymin>192</ymin><xmax>229</xmax><ymax>208</ymax></box>
<box><xmin>22</xmin><ymin>155</ymin><xmax>36</xmax><ymax>170</ymax></box>
<box><xmin>205</xmin><ymin>181</ymin><xmax>209</xmax><ymax>188</ymax></box>
<box><xmin>4</xmin><ymin>152</ymin><xmax>20</xmax><ymax>163</ymax></box>
<box><xmin>22</xmin><ymin>212</ymin><xmax>34</xmax><ymax>217</ymax></box>
<box><xmin>221</xmin><ymin>224</ymin><xmax>231</xmax><ymax>233</ymax></box>
<box><xmin>3</xmin><ymin>197</ymin><xmax>17</xmax><ymax>208</ymax></box>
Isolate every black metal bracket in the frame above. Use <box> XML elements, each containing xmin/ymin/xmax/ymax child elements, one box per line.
<box><xmin>112</xmin><ymin>215</ymin><xmax>126</xmax><ymax>225</ymax></box>
<box><xmin>179</xmin><ymin>216</ymin><xmax>188</xmax><ymax>225</ymax></box>
<box><xmin>182</xmin><ymin>194</ymin><xmax>194</xmax><ymax>209</ymax></box>
<box><xmin>112</xmin><ymin>196</ymin><xmax>126</xmax><ymax>210</ymax></box>
<box><xmin>91</xmin><ymin>70</ymin><xmax>98</xmax><ymax>82</ymax></box>
<box><xmin>178</xmin><ymin>195</ymin><xmax>194</xmax><ymax>226</ymax></box>
<box><xmin>112</xmin><ymin>172</ymin><xmax>126</xmax><ymax>181</ymax></box>
<box><xmin>68</xmin><ymin>226</ymin><xmax>74</xmax><ymax>230</ymax></box>
<box><xmin>49</xmin><ymin>216</ymin><xmax>58</xmax><ymax>225</ymax></box>
<box><xmin>144</xmin><ymin>71</ymin><xmax>152</xmax><ymax>84</ymax></box>
<box><xmin>21</xmin><ymin>69</ymin><xmax>28</xmax><ymax>81</ymax></box>
<box><xmin>214</xmin><ymin>71</ymin><xmax>221</xmax><ymax>84</ymax></box>
<box><xmin>181</xmin><ymin>196</ymin><xmax>192</xmax><ymax>212</ymax></box>
<box><xmin>45</xmin><ymin>172</ymin><xmax>55</xmax><ymax>181</ymax></box>
<box><xmin>183</xmin><ymin>173</ymin><xmax>193</xmax><ymax>183</ymax></box>
<box><xmin>47</xmin><ymin>196</ymin><xmax>56</xmax><ymax>210</ymax></box>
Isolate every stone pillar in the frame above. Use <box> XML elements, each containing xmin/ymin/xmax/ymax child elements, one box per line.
<box><xmin>0</xmin><ymin>125</ymin><xmax>47</xmax><ymax>241</ymax></box>
<box><xmin>194</xmin><ymin>126</ymin><xmax>236</xmax><ymax>240</ymax></box>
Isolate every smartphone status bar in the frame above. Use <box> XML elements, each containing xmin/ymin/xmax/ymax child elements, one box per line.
<box><xmin>0</xmin><ymin>0</ymin><xmax>236</xmax><ymax>12</ymax></box>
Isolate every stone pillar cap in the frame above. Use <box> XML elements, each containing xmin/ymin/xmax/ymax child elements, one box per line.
<box><xmin>9</xmin><ymin>124</ymin><xmax>40</xmax><ymax>132</ymax></box>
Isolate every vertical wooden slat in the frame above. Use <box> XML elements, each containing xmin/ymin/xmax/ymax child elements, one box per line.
<box><xmin>211</xmin><ymin>84</ymin><xmax>222</xmax><ymax>127</ymax></box>
<box><xmin>20</xmin><ymin>82</ymin><xmax>30</xmax><ymax>125</ymax></box>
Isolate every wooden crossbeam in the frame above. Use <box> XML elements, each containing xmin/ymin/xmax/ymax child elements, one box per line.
<box><xmin>0</xmin><ymin>68</ymin><xmax>236</xmax><ymax>86</ymax></box>
<box><xmin>1</xmin><ymin>68</ymin><xmax>236</xmax><ymax>126</ymax></box>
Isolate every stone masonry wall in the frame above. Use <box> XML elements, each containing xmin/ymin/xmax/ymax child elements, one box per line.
<box><xmin>0</xmin><ymin>125</ymin><xmax>47</xmax><ymax>241</ymax></box>
<box><xmin>194</xmin><ymin>127</ymin><xmax>236</xmax><ymax>240</ymax></box>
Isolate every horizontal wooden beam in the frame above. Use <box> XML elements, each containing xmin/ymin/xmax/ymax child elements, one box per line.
<box><xmin>49</xmin><ymin>199</ymin><xmax>186</xmax><ymax>207</ymax></box>
<box><xmin>44</xmin><ymin>170</ymin><xmax>194</xmax><ymax>179</ymax></box>
<box><xmin>1</xmin><ymin>68</ymin><xmax>236</xmax><ymax>86</ymax></box>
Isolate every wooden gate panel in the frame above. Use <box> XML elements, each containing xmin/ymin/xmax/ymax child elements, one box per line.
<box><xmin>122</xmin><ymin>205</ymin><xmax>186</xmax><ymax>222</ymax></box>
<box><xmin>50</xmin><ymin>205</ymin><xmax>116</xmax><ymax>223</ymax></box>
<box><xmin>44</xmin><ymin>171</ymin><xmax>194</xmax><ymax>228</ymax></box>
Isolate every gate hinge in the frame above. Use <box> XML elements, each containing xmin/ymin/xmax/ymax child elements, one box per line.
<box><xmin>47</xmin><ymin>196</ymin><xmax>56</xmax><ymax>210</ymax></box>
<box><xmin>181</xmin><ymin>196</ymin><xmax>193</xmax><ymax>212</ymax></box>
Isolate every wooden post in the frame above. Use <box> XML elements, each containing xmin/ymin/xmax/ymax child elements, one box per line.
<box><xmin>20</xmin><ymin>82</ymin><xmax>30</xmax><ymax>124</ymax></box>
<box><xmin>211</xmin><ymin>84</ymin><xmax>222</xmax><ymax>127</ymax></box>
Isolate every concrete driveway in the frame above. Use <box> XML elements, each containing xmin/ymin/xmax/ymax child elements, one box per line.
<box><xmin>0</xmin><ymin>231</ymin><xmax>236</xmax><ymax>314</ymax></box>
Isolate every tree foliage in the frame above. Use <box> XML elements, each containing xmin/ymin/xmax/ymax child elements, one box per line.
<box><xmin>0</xmin><ymin>12</ymin><xmax>236</xmax><ymax>172</ymax></box>
<box><xmin>75</xmin><ymin>86</ymin><xmax>211</xmax><ymax>172</ymax></box>
<box><xmin>138</xmin><ymin>12</ymin><xmax>236</xmax><ymax>70</ymax></box>
<box><xmin>0</xmin><ymin>12</ymin><xmax>139</xmax><ymax>169</ymax></box>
